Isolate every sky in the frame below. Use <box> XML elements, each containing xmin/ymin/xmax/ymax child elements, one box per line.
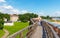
<box><xmin>0</xmin><ymin>0</ymin><xmax>60</xmax><ymax>16</ymax></box>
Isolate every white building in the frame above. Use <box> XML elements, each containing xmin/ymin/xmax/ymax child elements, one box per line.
<box><xmin>10</xmin><ymin>14</ymin><xmax>19</xmax><ymax>22</ymax></box>
<box><xmin>4</xmin><ymin>21</ymin><xmax>13</xmax><ymax>26</ymax></box>
<box><xmin>4</xmin><ymin>14</ymin><xmax>19</xmax><ymax>26</ymax></box>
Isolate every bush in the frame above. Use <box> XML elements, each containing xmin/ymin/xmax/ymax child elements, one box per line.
<box><xmin>18</xmin><ymin>13</ymin><xmax>38</xmax><ymax>22</ymax></box>
<box><xmin>22</xmin><ymin>20</ymin><xmax>28</xmax><ymax>22</ymax></box>
<box><xmin>0</xmin><ymin>19</ymin><xmax>4</xmax><ymax>30</ymax></box>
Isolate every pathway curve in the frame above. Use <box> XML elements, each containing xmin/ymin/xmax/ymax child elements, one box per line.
<box><xmin>1</xmin><ymin>29</ymin><xmax>9</xmax><ymax>38</ymax></box>
<box><xmin>30</xmin><ymin>25</ymin><xmax>43</xmax><ymax>38</ymax></box>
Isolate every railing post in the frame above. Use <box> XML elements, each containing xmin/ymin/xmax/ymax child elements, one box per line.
<box><xmin>8</xmin><ymin>19</ymin><xmax>38</xmax><ymax>38</ymax></box>
<box><xmin>26</xmin><ymin>26</ymin><xmax>34</xmax><ymax>38</ymax></box>
<box><xmin>9</xmin><ymin>36</ymin><xmax>16</xmax><ymax>38</ymax></box>
<box><xmin>20</xmin><ymin>32</ymin><xmax>23</xmax><ymax>38</ymax></box>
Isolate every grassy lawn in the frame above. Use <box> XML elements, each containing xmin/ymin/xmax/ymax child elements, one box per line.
<box><xmin>0</xmin><ymin>30</ymin><xmax>5</xmax><ymax>38</ymax></box>
<box><xmin>15</xmin><ymin>29</ymin><xmax>28</xmax><ymax>38</ymax></box>
<box><xmin>47</xmin><ymin>19</ymin><xmax>60</xmax><ymax>22</ymax></box>
<box><xmin>47</xmin><ymin>19</ymin><xmax>55</xmax><ymax>22</ymax></box>
<box><xmin>4</xmin><ymin>22</ymin><xmax>29</xmax><ymax>36</ymax></box>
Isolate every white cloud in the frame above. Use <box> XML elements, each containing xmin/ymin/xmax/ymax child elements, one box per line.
<box><xmin>0</xmin><ymin>0</ymin><xmax>6</xmax><ymax>2</ymax></box>
<box><xmin>39</xmin><ymin>12</ymin><xmax>45</xmax><ymax>16</ymax></box>
<box><xmin>0</xmin><ymin>5</ymin><xmax>29</xmax><ymax>14</ymax></box>
<box><xmin>21</xmin><ymin>10</ymin><xmax>28</xmax><ymax>14</ymax></box>
<box><xmin>2</xmin><ymin>5</ymin><xmax>13</xmax><ymax>9</ymax></box>
<box><xmin>0</xmin><ymin>5</ymin><xmax>20</xmax><ymax>14</ymax></box>
<box><xmin>51</xmin><ymin>11</ymin><xmax>60</xmax><ymax>17</ymax></box>
<box><xmin>37</xmin><ymin>11</ymin><xmax>46</xmax><ymax>16</ymax></box>
<box><xmin>2</xmin><ymin>5</ymin><xmax>20</xmax><ymax>14</ymax></box>
<box><xmin>38</xmin><ymin>10</ymin><xmax>60</xmax><ymax>17</ymax></box>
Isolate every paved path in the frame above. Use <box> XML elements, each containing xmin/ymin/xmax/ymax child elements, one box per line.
<box><xmin>30</xmin><ymin>25</ymin><xmax>43</xmax><ymax>38</ymax></box>
<box><xmin>1</xmin><ymin>29</ymin><xmax>9</xmax><ymax>38</ymax></box>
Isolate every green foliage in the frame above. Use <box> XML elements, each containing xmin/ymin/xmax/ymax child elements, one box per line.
<box><xmin>0</xmin><ymin>12</ymin><xmax>10</xmax><ymax>21</ymax></box>
<box><xmin>4</xmin><ymin>22</ymin><xmax>29</xmax><ymax>35</ymax></box>
<box><xmin>0</xmin><ymin>19</ymin><xmax>4</xmax><ymax>30</ymax></box>
<box><xmin>0</xmin><ymin>12</ymin><xmax>4</xmax><ymax>19</ymax></box>
<box><xmin>0</xmin><ymin>12</ymin><xmax>10</xmax><ymax>30</ymax></box>
<box><xmin>0</xmin><ymin>12</ymin><xmax>4</xmax><ymax>30</ymax></box>
<box><xmin>40</xmin><ymin>16</ymin><xmax>46</xmax><ymax>19</ymax></box>
<box><xmin>18</xmin><ymin>13</ymin><xmax>38</xmax><ymax>22</ymax></box>
<box><xmin>0</xmin><ymin>22</ymin><xmax>29</xmax><ymax>37</ymax></box>
<box><xmin>41</xmin><ymin>16</ymin><xmax>51</xmax><ymax>19</ymax></box>
<box><xmin>46</xmin><ymin>16</ymin><xmax>51</xmax><ymax>19</ymax></box>
<box><xmin>0</xmin><ymin>30</ymin><xmax>4</xmax><ymax>37</ymax></box>
<box><xmin>4</xmin><ymin>14</ymin><xmax>10</xmax><ymax>21</ymax></box>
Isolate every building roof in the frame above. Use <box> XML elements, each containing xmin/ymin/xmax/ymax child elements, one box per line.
<box><xmin>5</xmin><ymin>21</ymin><xmax>12</xmax><ymax>23</ymax></box>
<box><xmin>10</xmin><ymin>14</ymin><xmax>18</xmax><ymax>17</ymax></box>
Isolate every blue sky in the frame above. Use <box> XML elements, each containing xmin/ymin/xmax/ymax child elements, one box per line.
<box><xmin>0</xmin><ymin>0</ymin><xmax>60</xmax><ymax>16</ymax></box>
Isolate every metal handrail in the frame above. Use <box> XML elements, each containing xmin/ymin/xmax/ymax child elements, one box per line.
<box><xmin>46</xmin><ymin>22</ymin><xmax>59</xmax><ymax>38</ymax></box>
<box><xmin>41</xmin><ymin>20</ymin><xmax>59</xmax><ymax>38</ymax></box>
<box><xmin>43</xmin><ymin>19</ymin><xmax>59</xmax><ymax>38</ymax></box>
<box><xmin>8</xmin><ymin>24</ymin><xmax>35</xmax><ymax>38</ymax></box>
<box><xmin>8</xmin><ymin>19</ymin><xmax>38</xmax><ymax>38</ymax></box>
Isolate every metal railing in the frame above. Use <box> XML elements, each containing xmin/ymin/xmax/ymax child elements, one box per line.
<box><xmin>42</xmin><ymin>21</ymin><xmax>59</xmax><ymax>38</ymax></box>
<box><xmin>8</xmin><ymin>19</ymin><xmax>38</xmax><ymax>38</ymax></box>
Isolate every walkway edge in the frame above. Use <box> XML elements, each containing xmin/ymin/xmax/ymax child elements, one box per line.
<box><xmin>1</xmin><ymin>29</ymin><xmax>9</xmax><ymax>38</ymax></box>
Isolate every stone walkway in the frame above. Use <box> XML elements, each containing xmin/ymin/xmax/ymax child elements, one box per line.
<box><xmin>30</xmin><ymin>26</ymin><xmax>43</xmax><ymax>38</ymax></box>
<box><xmin>1</xmin><ymin>29</ymin><xmax>9</xmax><ymax>38</ymax></box>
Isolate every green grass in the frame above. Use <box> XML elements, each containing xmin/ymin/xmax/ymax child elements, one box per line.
<box><xmin>15</xmin><ymin>29</ymin><xmax>28</xmax><ymax>38</ymax></box>
<box><xmin>47</xmin><ymin>20</ymin><xmax>55</xmax><ymax>22</ymax></box>
<box><xmin>56</xmin><ymin>20</ymin><xmax>60</xmax><ymax>22</ymax></box>
<box><xmin>0</xmin><ymin>30</ymin><xmax>5</xmax><ymax>38</ymax></box>
<box><xmin>4</xmin><ymin>22</ymin><xmax>29</xmax><ymax>35</ymax></box>
<box><xmin>47</xmin><ymin>19</ymin><xmax>60</xmax><ymax>22</ymax></box>
<box><xmin>0</xmin><ymin>22</ymin><xmax>29</xmax><ymax>38</ymax></box>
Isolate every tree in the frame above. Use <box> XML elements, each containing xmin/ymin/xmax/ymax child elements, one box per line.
<box><xmin>4</xmin><ymin>14</ymin><xmax>10</xmax><ymax>21</ymax></box>
<box><xmin>0</xmin><ymin>19</ymin><xmax>4</xmax><ymax>29</ymax></box>
<box><xmin>0</xmin><ymin>12</ymin><xmax>10</xmax><ymax>21</ymax></box>
<box><xmin>0</xmin><ymin>12</ymin><xmax>10</xmax><ymax>29</ymax></box>
<box><xmin>18</xmin><ymin>13</ymin><xmax>38</xmax><ymax>22</ymax></box>
<box><xmin>46</xmin><ymin>16</ymin><xmax>51</xmax><ymax>19</ymax></box>
<box><xmin>0</xmin><ymin>12</ymin><xmax>4</xmax><ymax>19</ymax></box>
<box><xmin>0</xmin><ymin>12</ymin><xmax>4</xmax><ymax>29</ymax></box>
<box><xmin>41</xmin><ymin>16</ymin><xmax>51</xmax><ymax>19</ymax></box>
<box><xmin>40</xmin><ymin>16</ymin><xmax>46</xmax><ymax>19</ymax></box>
